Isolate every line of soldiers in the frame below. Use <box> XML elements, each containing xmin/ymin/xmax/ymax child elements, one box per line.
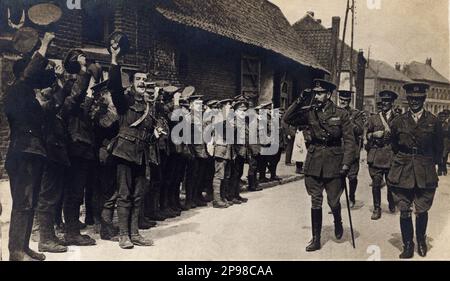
<box><xmin>3</xmin><ymin>31</ymin><xmax>285</xmax><ymax>260</ymax></box>
<box><xmin>284</xmin><ymin>79</ymin><xmax>445</xmax><ymax>259</ymax></box>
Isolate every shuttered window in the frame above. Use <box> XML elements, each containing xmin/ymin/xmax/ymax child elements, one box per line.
<box><xmin>241</xmin><ymin>56</ymin><xmax>261</xmax><ymax>99</ymax></box>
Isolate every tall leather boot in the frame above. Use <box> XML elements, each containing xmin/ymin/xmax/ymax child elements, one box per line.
<box><xmin>24</xmin><ymin>211</ymin><xmax>46</xmax><ymax>261</ymax></box>
<box><xmin>63</xmin><ymin>206</ymin><xmax>96</xmax><ymax>246</ymax></box>
<box><xmin>306</xmin><ymin>208</ymin><xmax>322</xmax><ymax>252</ymax></box>
<box><xmin>332</xmin><ymin>204</ymin><xmax>343</xmax><ymax>240</ymax></box>
<box><xmin>147</xmin><ymin>182</ymin><xmax>167</xmax><ymax>221</ymax></box>
<box><xmin>416</xmin><ymin>212</ymin><xmax>429</xmax><ymax>257</ymax></box>
<box><xmin>130</xmin><ymin>206</ymin><xmax>154</xmax><ymax>247</ymax></box>
<box><xmin>371</xmin><ymin>186</ymin><xmax>382</xmax><ymax>220</ymax></box>
<box><xmin>100</xmin><ymin>208</ymin><xmax>119</xmax><ymax>241</ymax></box>
<box><xmin>38</xmin><ymin>212</ymin><xmax>67</xmax><ymax>253</ymax></box>
<box><xmin>9</xmin><ymin>210</ymin><xmax>35</xmax><ymax>261</ymax></box>
<box><xmin>387</xmin><ymin>187</ymin><xmax>396</xmax><ymax>213</ymax></box>
<box><xmin>349</xmin><ymin>179</ymin><xmax>357</xmax><ymax>208</ymax></box>
<box><xmin>84</xmin><ymin>187</ymin><xmax>95</xmax><ymax>226</ymax></box>
<box><xmin>117</xmin><ymin>206</ymin><xmax>133</xmax><ymax>249</ymax></box>
<box><xmin>399</xmin><ymin>215</ymin><xmax>415</xmax><ymax>259</ymax></box>
<box><xmin>248</xmin><ymin>175</ymin><xmax>262</xmax><ymax>192</ymax></box>
<box><xmin>295</xmin><ymin>162</ymin><xmax>304</xmax><ymax>174</ymax></box>
<box><xmin>269</xmin><ymin>160</ymin><xmax>281</xmax><ymax>181</ymax></box>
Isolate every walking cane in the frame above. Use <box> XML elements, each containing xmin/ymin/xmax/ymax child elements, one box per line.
<box><xmin>342</xmin><ymin>176</ymin><xmax>356</xmax><ymax>249</ymax></box>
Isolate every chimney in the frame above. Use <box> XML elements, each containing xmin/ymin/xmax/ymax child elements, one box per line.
<box><xmin>395</xmin><ymin>63</ymin><xmax>401</xmax><ymax>71</ymax></box>
<box><xmin>306</xmin><ymin>11</ymin><xmax>315</xmax><ymax>17</ymax></box>
<box><xmin>426</xmin><ymin>58</ymin><xmax>432</xmax><ymax>66</ymax></box>
<box><xmin>330</xmin><ymin>16</ymin><xmax>341</xmax><ymax>84</ymax></box>
<box><xmin>316</xmin><ymin>19</ymin><xmax>322</xmax><ymax>24</ymax></box>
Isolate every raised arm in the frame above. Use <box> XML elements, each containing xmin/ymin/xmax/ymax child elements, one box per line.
<box><xmin>282</xmin><ymin>98</ymin><xmax>309</xmax><ymax>127</ymax></box>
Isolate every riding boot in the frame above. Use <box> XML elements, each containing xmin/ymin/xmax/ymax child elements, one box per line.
<box><xmin>332</xmin><ymin>205</ymin><xmax>343</xmax><ymax>240</ymax></box>
<box><xmin>130</xmin><ymin>206</ymin><xmax>154</xmax><ymax>247</ymax></box>
<box><xmin>38</xmin><ymin>212</ymin><xmax>67</xmax><ymax>253</ymax></box>
<box><xmin>371</xmin><ymin>186</ymin><xmax>382</xmax><ymax>220</ymax></box>
<box><xmin>399</xmin><ymin>216</ymin><xmax>415</xmax><ymax>259</ymax></box>
<box><xmin>117</xmin><ymin>206</ymin><xmax>133</xmax><ymax>249</ymax></box>
<box><xmin>63</xmin><ymin>206</ymin><xmax>96</xmax><ymax>246</ymax></box>
<box><xmin>349</xmin><ymin>179</ymin><xmax>357</xmax><ymax>207</ymax></box>
<box><xmin>100</xmin><ymin>208</ymin><xmax>119</xmax><ymax>241</ymax></box>
<box><xmin>306</xmin><ymin>208</ymin><xmax>322</xmax><ymax>252</ymax></box>
<box><xmin>9</xmin><ymin>210</ymin><xmax>35</xmax><ymax>261</ymax></box>
<box><xmin>416</xmin><ymin>212</ymin><xmax>429</xmax><ymax>257</ymax></box>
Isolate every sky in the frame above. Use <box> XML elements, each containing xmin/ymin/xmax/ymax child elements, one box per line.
<box><xmin>269</xmin><ymin>0</ymin><xmax>450</xmax><ymax>79</ymax></box>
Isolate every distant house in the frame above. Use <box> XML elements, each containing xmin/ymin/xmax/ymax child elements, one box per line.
<box><xmin>292</xmin><ymin>11</ymin><xmax>366</xmax><ymax>110</ymax></box>
<box><xmin>402</xmin><ymin>59</ymin><xmax>450</xmax><ymax>114</ymax></box>
<box><xmin>0</xmin><ymin>0</ymin><xmax>327</xmax><ymax>177</ymax></box>
<box><xmin>364</xmin><ymin>59</ymin><xmax>413</xmax><ymax>113</ymax></box>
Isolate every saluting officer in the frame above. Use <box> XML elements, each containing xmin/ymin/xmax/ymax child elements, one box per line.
<box><xmin>388</xmin><ymin>83</ymin><xmax>443</xmax><ymax>259</ymax></box>
<box><xmin>366</xmin><ymin>91</ymin><xmax>399</xmax><ymax>220</ymax></box>
<box><xmin>283</xmin><ymin>79</ymin><xmax>355</xmax><ymax>252</ymax></box>
<box><xmin>337</xmin><ymin>90</ymin><xmax>365</xmax><ymax>208</ymax></box>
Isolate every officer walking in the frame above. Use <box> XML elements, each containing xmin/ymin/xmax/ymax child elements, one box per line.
<box><xmin>366</xmin><ymin>91</ymin><xmax>399</xmax><ymax>220</ymax></box>
<box><xmin>337</xmin><ymin>90</ymin><xmax>365</xmax><ymax>208</ymax></box>
<box><xmin>283</xmin><ymin>79</ymin><xmax>355</xmax><ymax>252</ymax></box>
<box><xmin>388</xmin><ymin>83</ymin><xmax>443</xmax><ymax>259</ymax></box>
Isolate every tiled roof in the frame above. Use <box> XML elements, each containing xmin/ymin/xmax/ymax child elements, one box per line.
<box><xmin>156</xmin><ymin>0</ymin><xmax>328</xmax><ymax>73</ymax></box>
<box><xmin>293</xmin><ymin>13</ymin><xmax>360</xmax><ymax>72</ymax></box>
<box><xmin>403</xmin><ymin>61</ymin><xmax>450</xmax><ymax>85</ymax></box>
<box><xmin>366</xmin><ymin>59</ymin><xmax>412</xmax><ymax>82</ymax></box>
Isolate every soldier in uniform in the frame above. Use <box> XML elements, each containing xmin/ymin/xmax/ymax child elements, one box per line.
<box><xmin>107</xmin><ymin>47</ymin><xmax>155</xmax><ymax>249</ymax></box>
<box><xmin>89</xmin><ymin>80</ymin><xmax>121</xmax><ymax>240</ymax></box>
<box><xmin>257</xmin><ymin>103</ymin><xmax>283</xmax><ymax>182</ymax></box>
<box><xmin>283</xmin><ymin>79</ymin><xmax>355</xmax><ymax>252</ymax></box>
<box><xmin>35</xmin><ymin>62</ymin><xmax>74</xmax><ymax>253</ymax></box>
<box><xmin>184</xmin><ymin>95</ymin><xmax>210</xmax><ymax>209</ymax></box>
<box><xmin>388</xmin><ymin>82</ymin><xmax>443</xmax><ymax>259</ymax></box>
<box><xmin>366</xmin><ymin>91</ymin><xmax>399</xmax><ymax>220</ymax></box>
<box><xmin>4</xmin><ymin>32</ymin><xmax>55</xmax><ymax>261</ymax></box>
<box><xmin>229</xmin><ymin>98</ymin><xmax>252</xmax><ymax>202</ymax></box>
<box><xmin>61</xmin><ymin>49</ymin><xmax>102</xmax><ymax>246</ymax></box>
<box><xmin>165</xmin><ymin>89</ymin><xmax>194</xmax><ymax>212</ymax></box>
<box><xmin>337</xmin><ymin>90</ymin><xmax>365</xmax><ymax>208</ymax></box>
<box><xmin>210</xmin><ymin>99</ymin><xmax>235</xmax><ymax>208</ymax></box>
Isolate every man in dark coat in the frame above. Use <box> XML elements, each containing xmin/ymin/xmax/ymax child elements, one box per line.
<box><xmin>36</xmin><ymin>64</ymin><xmax>74</xmax><ymax>253</ymax></box>
<box><xmin>61</xmin><ymin>50</ymin><xmax>100</xmax><ymax>246</ymax></box>
<box><xmin>366</xmin><ymin>90</ymin><xmax>399</xmax><ymax>220</ymax></box>
<box><xmin>4</xmin><ymin>32</ymin><xmax>55</xmax><ymax>261</ymax></box>
<box><xmin>388</xmin><ymin>82</ymin><xmax>443</xmax><ymax>259</ymax></box>
<box><xmin>108</xmin><ymin>47</ymin><xmax>155</xmax><ymax>249</ymax></box>
<box><xmin>283</xmin><ymin>79</ymin><xmax>355</xmax><ymax>252</ymax></box>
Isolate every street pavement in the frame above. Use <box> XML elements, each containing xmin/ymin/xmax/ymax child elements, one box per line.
<box><xmin>1</xmin><ymin>153</ymin><xmax>450</xmax><ymax>261</ymax></box>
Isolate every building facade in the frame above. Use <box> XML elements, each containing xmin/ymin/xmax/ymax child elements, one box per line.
<box><xmin>293</xmin><ymin>12</ymin><xmax>366</xmax><ymax>110</ymax></box>
<box><xmin>402</xmin><ymin>59</ymin><xmax>450</xmax><ymax>115</ymax></box>
<box><xmin>364</xmin><ymin>59</ymin><xmax>413</xmax><ymax>113</ymax></box>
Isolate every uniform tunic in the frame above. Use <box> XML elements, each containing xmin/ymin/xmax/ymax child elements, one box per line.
<box><xmin>388</xmin><ymin>111</ymin><xmax>443</xmax><ymax>214</ymax></box>
<box><xmin>283</xmin><ymin>100</ymin><xmax>355</xmax><ymax>209</ymax></box>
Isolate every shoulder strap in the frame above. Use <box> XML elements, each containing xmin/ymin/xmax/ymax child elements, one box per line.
<box><xmin>379</xmin><ymin>112</ymin><xmax>391</xmax><ymax>133</ymax></box>
<box><xmin>130</xmin><ymin>102</ymin><xmax>150</xmax><ymax>128</ymax></box>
